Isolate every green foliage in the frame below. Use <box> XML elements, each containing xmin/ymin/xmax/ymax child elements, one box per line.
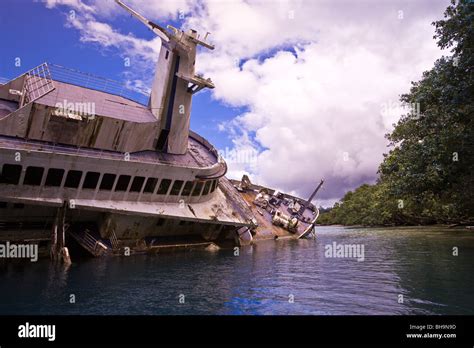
<box><xmin>319</xmin><ymin>0</ymin><xmax>473</xmax><ymax>226</ymax></box>
<box><xmin>318</xmin><ymin>183</ymin><xmax>399</xmax><ymax>226</ymax></box>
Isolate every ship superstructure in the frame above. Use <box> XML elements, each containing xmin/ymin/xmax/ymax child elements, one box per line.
<box><xmin>0</xmin><ymin>1</ymin><xmax>255</xmax><ymax>261</ymax></box>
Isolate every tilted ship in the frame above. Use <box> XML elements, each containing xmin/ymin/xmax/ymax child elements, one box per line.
<box><xmin>0</xmin><ymin>1</ymin><xmax>321</xmax><ymax>262</ymax></box>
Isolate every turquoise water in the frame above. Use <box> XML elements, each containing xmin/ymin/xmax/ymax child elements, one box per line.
<box><xmin>0</xmin><ymin>226</ymin><xmax>473</xmax><ymax>315</ymax></box>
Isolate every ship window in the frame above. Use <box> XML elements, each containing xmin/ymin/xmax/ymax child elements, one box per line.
<box><xmin>64</xmin><ymin>170</ymin><xmax>82</xmax><ymax>188</ymax></box>
<box><xmin>83</xmin><ymin>171</ymin><xmax>100</xmax><ymax>189</ymax></box>
<box><xmin>191</xmin><ymin>181</ymin><xmax>204</xmax><ymax>196</ymax></box>
<box><xmin>13</xmin><ymin>203</ymin><xmax>25</xmax><ymax>209</ymax></box>
<box><xmin>0</xmin><ymin>164</ymin><xmax>22</xmax><ymax>185</ymax></box>
<box><xmin>156</xmin><ymin>218</ymin><xmax>165</xmax><ymax>226</ymax></box>
<box><xmin>210</xmin><ymin>179</ymin><xmax>218</xmax><ymax>192</ymax></box>
<box><xmin>99</xmin><ymin>173</ymin><xmax>116</xmax><ymax>191</ymax></box>
<box><xmin>45</xmin><ymin>168</ymin><xmax>64</xmax><ymax>187</ymax></box>
<box><xmin>170</xmin><ymin>180</ymin><xmax>184</xmax><ymax>195</ymax></box>
<box><xmin>181</xmin><ymin>181</ymin><xmax>193</xmax><ymax>196</ymax></box>
<box><xmin>157</xmin><ymin>179</ymin><xmax>171</xmax><ymax>195</ymax></box>
<box><xmin>0</xmin><ymin>202</ymin><xmax>7</xmax><ymax>208</ymax></box>
<box><xmin>115</xmin><ymin>175</ymin><xmax>131</xmax><ymax>191</ymax></box>
<box><xmin>165</xmin><ymin>50</ymin><xmax>169</xmax><ymax>59</ymax></box>
<box><xmin>130</xmin><ymin>176</ymin><xmax>145</xmax><ymax>192</ymax></box>
<box><xmin>202</xmin><ymin>180</ymin><xmax>212</xmax><ymax>195</ymax></box>
<box><xmin>23</xmin><ymin>166</ymin><xmax>44</xmax><ymax>186</ymax></box>
<box><xmin>143</xmin><ymin>177</ymin><xmax>158</xmax><ymax>193</ymax></box>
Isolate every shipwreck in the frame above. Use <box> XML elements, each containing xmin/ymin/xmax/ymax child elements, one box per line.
<box><xmin>0</xmin><ymin>1</ymin><xmax>322</xmax><ymax>263</ymax></box>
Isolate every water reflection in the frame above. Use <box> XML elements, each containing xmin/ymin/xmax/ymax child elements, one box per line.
<box><xmin>0</xmin><ymin>226</ymin><xmax>473</xmax><ymax>315</ymax></box>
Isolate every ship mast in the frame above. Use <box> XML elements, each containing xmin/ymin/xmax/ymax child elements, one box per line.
<box><xmin>115</xmin><ymin>0</ymin><xmax>215</xmax><ymax>155</ymax></box>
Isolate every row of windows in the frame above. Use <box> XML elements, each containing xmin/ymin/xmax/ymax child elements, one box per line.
<box><xmin>0</xmin><ymin>201</ymin><xmax>24</xmax><ymax>209</ymax></box>
<box><xmin>0</xmin><ymin>164</ymin><xmax>218</xmax><ymax>197</ymax></box>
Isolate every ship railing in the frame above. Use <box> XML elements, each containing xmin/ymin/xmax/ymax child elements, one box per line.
<box><xmin>82</xmin><ymin>231</ymin><xmax>100</xmax><ymax>251</ymax></box>
<box><xmin>0</xmin><ymin>136</ymin><xmax>227</xmax><ymax>172</ymax></box>
<box><xmin>70</xmin><ymin>229</ymin><xmax>108</xmax><ymax>256</ymax></box>
<box><xmin>48</xmin><ymin>63</ymin><xmax>150</xmax><ymax>106</ymax></box>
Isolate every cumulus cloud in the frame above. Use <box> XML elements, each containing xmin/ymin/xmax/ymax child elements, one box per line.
<box><xmin>189</xmin><ymin>0</ymin><xmax>449</xmax><ymax>205</ymax></box>
<box><xmin>43</xmin><ymin>0</ymin><xmax>450</xmax><ymax>206</ymax></box>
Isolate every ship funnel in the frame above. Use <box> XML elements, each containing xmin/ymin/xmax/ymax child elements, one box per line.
<box><xmin>115</xmin><ymin>0</ymin><xmax>215</xmax><ymax>155</ymax></box>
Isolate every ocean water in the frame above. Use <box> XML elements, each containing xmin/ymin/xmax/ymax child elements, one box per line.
<box><xmin>0</xmin><ymin>226</ymin><xmax>473</xmax><ymax>315</ymax></box>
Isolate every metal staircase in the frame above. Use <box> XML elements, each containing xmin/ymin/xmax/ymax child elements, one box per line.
<box><xmin>68</xmin><ymin>228</ymin><xmax>110</xmax><ymax>257</ymax></box>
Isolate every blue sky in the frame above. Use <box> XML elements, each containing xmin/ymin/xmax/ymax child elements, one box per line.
<box><xmin>0</xmin><ymin>0</ymin><xmax>450</xmax><ymax>205</ymax></box>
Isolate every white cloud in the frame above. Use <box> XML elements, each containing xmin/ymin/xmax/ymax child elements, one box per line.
<box><xmin>43</xmin><ymin>0</ymin><xmax>451</xmax><ymax>205</ymax></box>
<box><xmin>192</xmin><ymin>0</ymin><xmax>450</xmax><ymax>204</ymax></box>
<box><xmin>43</xmin><ymin>0</ymin><xmax>96</xmax><ymax>13</ymax></box>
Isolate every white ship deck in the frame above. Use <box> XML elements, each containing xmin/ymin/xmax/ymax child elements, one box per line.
<box><xmin>36</xmin><ymin>80</ymin><xmax>156</xmax><ymax>123</ymax></box>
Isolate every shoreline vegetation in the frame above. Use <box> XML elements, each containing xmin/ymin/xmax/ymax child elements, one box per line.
<box><xmin>318</xmin><ymin>0</ymin><xmax>473</xmax><ymax>227</ymax></box>
<box><xmin>317</xmin><ymin>223</ymin><xmax>473</xmax><ymax>229</ymax></box>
